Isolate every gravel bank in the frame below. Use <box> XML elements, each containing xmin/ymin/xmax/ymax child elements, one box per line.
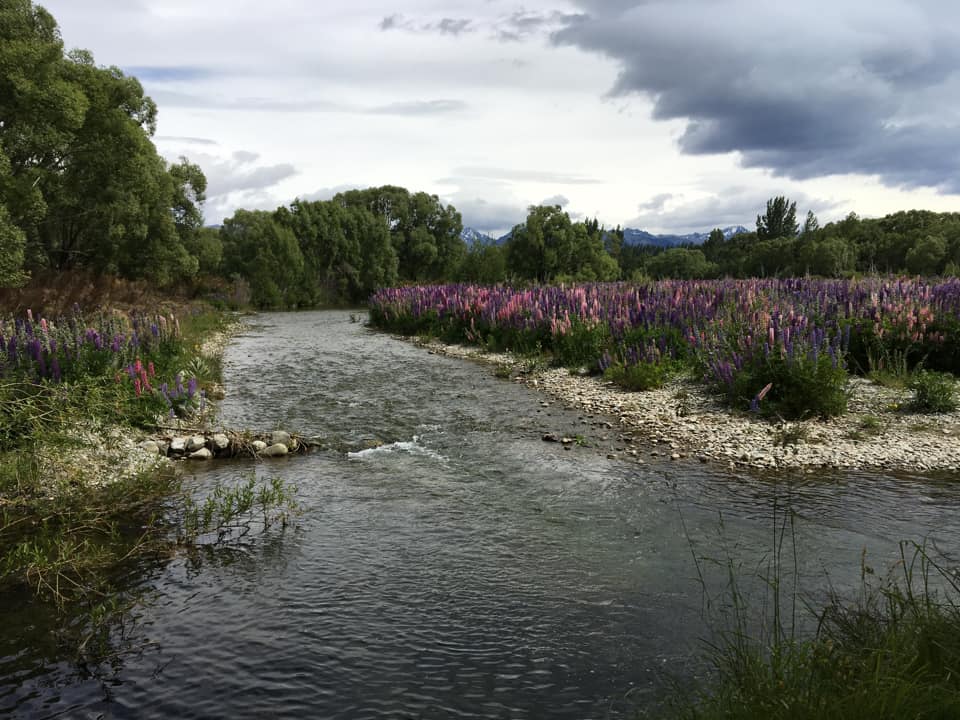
<box><xmin>411</xmin><ymin>337</ymin><xmax>960</xmax><ymax>472</ymax></box>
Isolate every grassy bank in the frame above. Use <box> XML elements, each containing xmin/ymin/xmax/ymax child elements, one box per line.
<box><xmin>0</xmin><ymin>303</ymin><xmax>274</xmax><ymax>608</ymax></box>
<box><xmin>666</xmin><ymin>543</ymin><xmax>960</xmax><ymax>719</ymax></box>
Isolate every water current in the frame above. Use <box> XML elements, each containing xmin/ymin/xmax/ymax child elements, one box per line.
<box><xmin>3</xmin><ymin>310</ymin><xmax>960</xmax><ymax>718</ymax></box>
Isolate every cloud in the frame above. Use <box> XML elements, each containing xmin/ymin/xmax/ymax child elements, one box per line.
<box><xmin>626</xmin><ymin>188</ymin><xmax>842</xmax><ymax>234</ymax></box>
<box><xmin>554</xmin><ymin>0</ymin><xmax>960</xmax><ymax>193</ymax></box>
<box><xmin>540</xmin><ymin>194</ymin><xmax>570</xmax><ymax>207</ymax></box>
<box><xmin>149</xmin><ymin>90</ymin><xmax>466</xmax><ymax>116</ymax></box>
<box><xmin>155</xmin><ymin>135</ymin><xmax>218</xmax><ymax>146</ymax></box>
<box><xmin>296</xmin><ymin>184</ymin><xmax>365</xmax><ymax>203</ymax></box>
<box><xmin>636</xmin><ymin>193</ymin><xmax>674</xmax><ymax>213</ymax></box>
<box><xmin>453</xmin><ymin>166</ymin><xmax>602</xmax><ymax>185</ymax></box>
<box><xmin>495</xmin><ymin>10</ymin><xmax>584</xmax><ymax>42</ymax></box>
<box><xmin>175</xmin><ymin>150</ymin><xmax>298</xmax><ymax>223</ymax></box>
<box><xmin>369</xmin><ymin>100</ymin><xmax>467</xmax><ymax>116</ymax></box>
<box><xmin>379</xmin><ymin>14</ymin><xmax>475</xmax><ymax>36</ymax></box>
<box><xmin>450</xmin><ymin>196</ymin><xmax>528</xmax><ymax>235</ymax></box>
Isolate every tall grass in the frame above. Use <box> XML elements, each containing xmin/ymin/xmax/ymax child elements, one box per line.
<box><xmin>671</xmin><ymin>508</ymin><xmax>960</xmax><ymax>720</ymax></box>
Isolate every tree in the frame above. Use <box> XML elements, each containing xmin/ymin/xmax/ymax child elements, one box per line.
<box><xmin>220</xmin><ymin>210</ymin><xmax>304</xmax><ymax>308</ymax></box>
<box><xmin>0</xmin><ymin>149</ymin><xmax>27</xmax><ymax>286</ymax></box>
<box><xmin>507</xmin><ymin>205</ymin><xmax>573</xmax><ymax>282</ymax></box>
<box><xmin>801</xmin><ymin>210</ymin><xmax>820</xmax><ymax>237</ymax></box>
<box><xmin>905</xmin><ymin>235</ymin><xmax>947</xmax><ymax>276</ymax></box>
<box><xmin>646</xmin><ymin>248</ymin><xmax>714</xmax><ymax>279</ymax></box>
<box><xmin>0</xmin><ymin>2</ymin><xmax>209</xmax><ymax>286</ymax></box>
<box><xmin>333</xmin><ymin>186</ymin><xmax>463</xmax><ymax>282</ymax></box>
<box><xmin>757</xmin><ymin>196</ymin><xmax>799</xmax><ymax>240</ymax></box>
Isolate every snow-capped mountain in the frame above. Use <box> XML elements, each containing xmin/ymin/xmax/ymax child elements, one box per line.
<box><xmin>460</xmin><ymin>227</ymin><xmax>496</xmax><ymax>244</ymax></box>
<box><xmin>460</xmin><ymin>224</ymin><xmax>751</xmax><ymax>247</ymax></box>
<box><xmin>621</xmin><ymin>225</ymin><xmax>750</xmax><ymax>247</ymax></box>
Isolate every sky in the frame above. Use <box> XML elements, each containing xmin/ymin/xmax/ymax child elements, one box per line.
<box><xmin>41</xmin><ymin>0</ymin><xmax>960</xmax><ymax>235</ymax></box>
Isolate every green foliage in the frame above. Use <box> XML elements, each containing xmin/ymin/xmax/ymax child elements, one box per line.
<box><xmin>458</xmin><ymin>240</ymin><xmax>508</xmax><ymax>284</ymax></box>
<box><xmin>506</xmin><ymin>205</ymin><xmax>622</xmax><ymax>283</ymax></box>
<box><xmin>675</xmin><ymin>543</ymin><xmax>960</xmax><ymax>720</ymax></box>
<box><xmin>552</xmin><ymin>321</ymin><xmax>609</xmax><ymax>370</ymax></box>
<box><xmin>603</xmin><ymin>360</ymin><xmax>670</xmax><ymax>391</ymax></box>
<box><xmin>727</xmin><ymin>353</ymin><xmax>848</xmax><ymax>420</ymax></box>
<box><xmin>909</xmin><ymin>370</ymin><xmax>958</xmax><ymax>413</ymax></box>
<box><xmin>220</xmin><ymin>210</ymin><xmax>305</xmax><ymax>309</ymax></box>
<box><xmin>179</xmin><ymin>474</ymin><xmax>297</xmax><ymax>544</ymax></box>
<box><xmin>334</xmin><ymin>185</ymin><xmax>462</xmax><ymax>283</ymax></box>
<box><xmin>0</xmin><ymin>1</ymin><xmax>209</xmax><ymax>288</ymax></box>
<box><xmin>647</xmin><ymin>248</ymin><xmax>716</xmax><ymax>279</ymax></box>
<box><xmin>756</xmin><ymin>195</ymin><xmax>799</xmax><ymax>240</ymax></box>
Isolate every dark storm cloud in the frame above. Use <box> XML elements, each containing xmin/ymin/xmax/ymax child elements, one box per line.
<box><xmin>554</xmin><ymin>0</ymin><xmax>960</xmax><ymax>193</ymax></box>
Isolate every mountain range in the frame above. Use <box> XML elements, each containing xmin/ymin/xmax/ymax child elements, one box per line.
<box><xmin>460</xmin><ymin>225</ymin><xmax>751</xmax><ymax>247</ymax></box>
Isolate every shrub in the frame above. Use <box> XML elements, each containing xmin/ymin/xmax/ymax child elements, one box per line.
<box><xmin>728</xmin><ymin>353</ymin><xmax>849</xmax><ymax>420</ymax></box>
<box><xmin>604</xmin><ymin>360</ymin><xmax>670</xmax><ymax>391</ymax></box>
<box><xmin>553</xmin><ymin>321</ymin><xmax>609</xmax><ymax>370</ymax></box>
<box><xmin>909</xmin><ymin>370</ymin><xmax>958</xmax><ymax>413</ymax></box>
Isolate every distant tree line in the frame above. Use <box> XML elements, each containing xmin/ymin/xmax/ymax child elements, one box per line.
<box><xmin>626</xmin><ymin>199</ymin><xmax>960</xmax><ymax>281</ymax></box>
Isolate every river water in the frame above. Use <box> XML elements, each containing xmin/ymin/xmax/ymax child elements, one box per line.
<box><xmin>4</xmin><ymin>310</ymin><xmax>960</xmax><ymax>718</ymax></box>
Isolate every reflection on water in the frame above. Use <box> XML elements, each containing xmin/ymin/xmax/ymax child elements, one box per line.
<box><xmin>3</xmin><ymin>310</ymin><xmax>959</xmax><ymax>718</ymax></box>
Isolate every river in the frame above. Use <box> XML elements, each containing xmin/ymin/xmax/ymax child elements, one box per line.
<box><xmin>4</xmin><ymin>310</ymin><xmax>960</xmax><ymax>718</ymax></box>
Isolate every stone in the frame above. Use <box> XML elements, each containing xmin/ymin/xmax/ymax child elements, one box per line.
<box><xmin>211</xmin><ymin>433</ymin><xmax>230</xmax><ymax>451</ymax></box>
<box><xmin>271</xmin><ymin>430</ymin><xmax>292</xmax><ymax>447</ymax></box>
<box><xmin>542</xmin><ymin>433</ymin><xmax>560</xmax><ymax>443</ymax></box>
<box><xmin>139</xmin><ymin>440</ymin><xmax>160</xmax><ymax>455</ymax></box>
<box><xmin>252</xmin><ymin>440</ymin><xmax>268</xmax><ymax>452</ymax></box>
<box><xmin>170</xmin><ymin>437</ymin><xmax>187</xmax><ymax>453</ymax></box>
<box><xmin>186</xmin><ymin>435</ymin><xmax>207</xmax><ymax>452</ymax></box>
<box><xmin>261</xmin><ymin>443</ymin><xmax>289</xmax><ymax>457</ymax></box>
<box><xmin>189</xmin><ymin>448</ymin><xmax>213</xmax><ymax>460</ymax></box>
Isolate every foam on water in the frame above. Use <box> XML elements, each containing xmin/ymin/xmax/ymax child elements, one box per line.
<box><xmin>348</xmin><ymin>435</ymin><xmax>448</xmax><ymax>463</ymax></box>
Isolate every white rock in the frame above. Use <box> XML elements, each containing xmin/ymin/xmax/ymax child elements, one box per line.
<box><xmin>186</xmin><ymin>435</ymin><xmax>207</xmax><ymax>452</ymax></box>
<box><xmin>252</xmin><ymin>440</ymin><xmax>268</xmax><ymax>452</ymax></box>
<box><xmin>261</xmin><ymin>443</ymin><xmax>289</xmax><ymax>457</ymax></box>
<box><xmin>211</xmin><ymin>433</ymin><xmax>230</xmax><ymax>451</ymax></box>
<box><xmin>170</xmin><ymin>437</ymin><xmax>187</xmax><ymax>453</ymax></box>
<box><xmin>189</xmin><ymin>448</ymin><xmax>213</xmax><ymax>460</ymax></box>
<box><xmin>139</xmin><ymin>440</ymin><xmax>160</xmax><ymax>455</ymax></box>
<box><xmin>271</xmin><ymin>431</ymin><xmax>292</xmax><ymax>447</ymax></box>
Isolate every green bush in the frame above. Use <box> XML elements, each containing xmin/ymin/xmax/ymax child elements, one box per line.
<box><xmin>604</xmin><ymin>361</ymin><xmax>670</xmax><ymax>391</ymax></box>
<box><xmin>729</xmin><ymin>354</ymin><xmax>848</xmax><ymax>420</ymax></box>
<box><xmin>553</xmin><ymin>321</ymin><xmax>609</xmax><ymax>370</ymax></box>
<box><xmin>909</xmin><ymin>370</ymin><xmax>958</xmax><ymax>413</ymax></box>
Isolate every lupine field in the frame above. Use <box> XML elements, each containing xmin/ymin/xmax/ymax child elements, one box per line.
<box><xmin>0</xmin><ymin>306</ymin><xmax>205</xmax><ymax>449</ymax></box>
<box><xmin>369</xmin><ymin>278</ymin><xmax>960</xmax><ymax>419</ymax></box>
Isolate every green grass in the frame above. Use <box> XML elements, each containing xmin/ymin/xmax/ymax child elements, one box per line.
<box><xmin>669</xmin><ymin>539</ymin><xmax>960</xmax><ymax>720</ymax></box>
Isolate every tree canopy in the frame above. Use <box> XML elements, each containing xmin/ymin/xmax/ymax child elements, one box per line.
<box><xmin>0</xmin><ymin>0</ymin><xmax>210</xmax><ymax>287</ymax></box>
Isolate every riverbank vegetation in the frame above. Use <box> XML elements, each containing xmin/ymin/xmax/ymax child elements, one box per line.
<box><xmin>0</xmin><ymin>303</ymin><xmax>298</xmax><ymax>613</ymax></box>
<box><xmin>369</xmin><ymin>278</ymin><xmax>960</xmax><ymax>420</ymax></box>
<box><xmin>667</xmin><ymin>540</ymin><xmax>960</xmax><ymax>720</ymax></box>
